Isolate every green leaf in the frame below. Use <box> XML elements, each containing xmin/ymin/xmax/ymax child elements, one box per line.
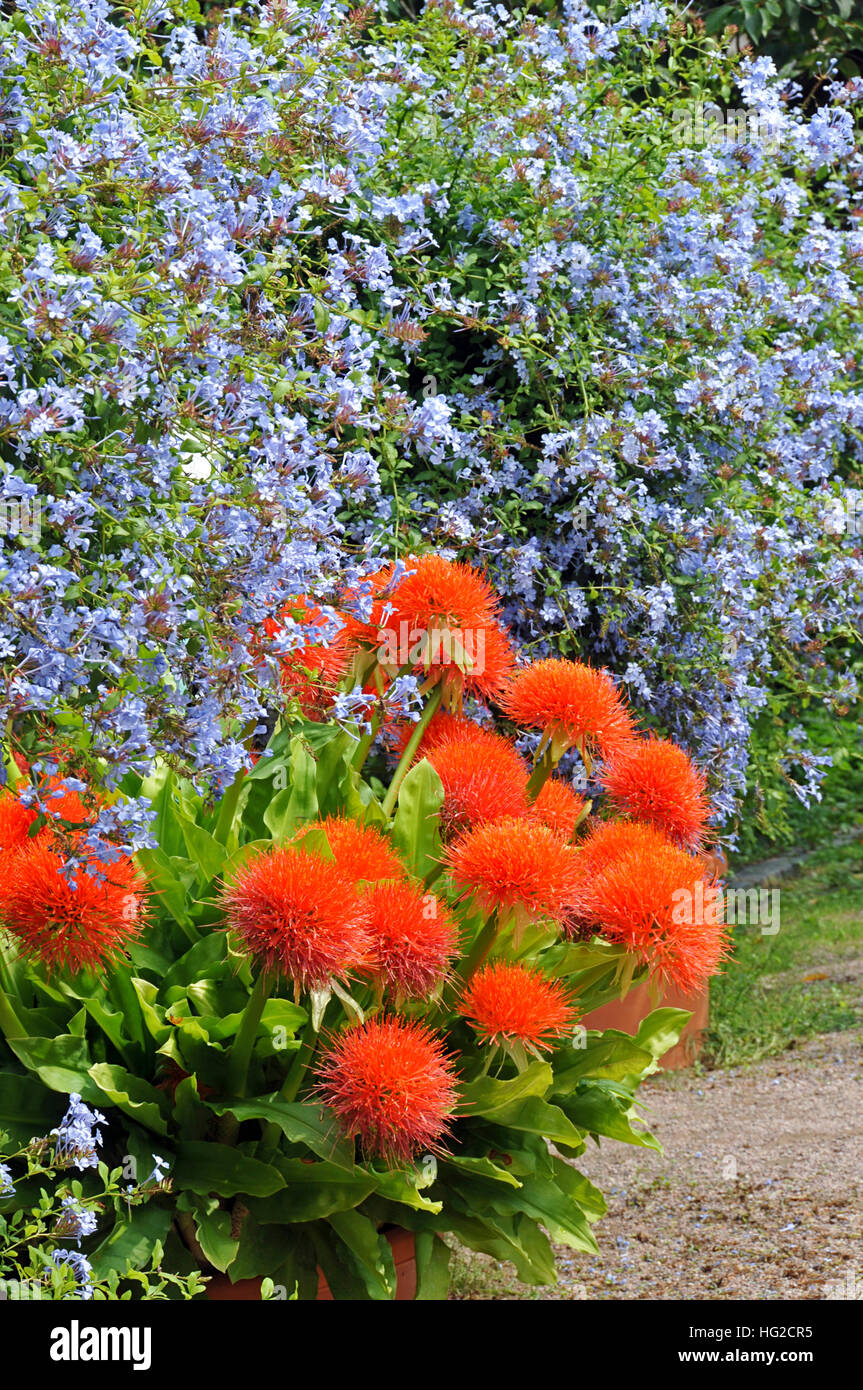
<box><xmin>552</xmin><ymin>1033</ymin><xmax>655</xmax><ymax>1090</ymax></box>
<box><xmin>561</xmin><ymin>1082</ymin><xmax>661</xmax><ymax>1150</ymax></box>
<box><xmin>415</xmin><ymin>1231</ymin><xmax>451</xmax><ymax>1300</ymax></box>
<box><xmin>251</xmin><ymin>1160</ymin><xmax>375</xmax><ymax>1221</ymax></box>
<box><xmin>0</xmin><ymin>1072</ymin><xmax>64</xmax><ymax>1144</ymax></box>
<box><xmin>634</xmin><ymin>1007</ymin><xmax>691</xmax><ymax>1061</ymax></box>
<box><xmin>192</xmin><ymin>1203</ymin><xmax>239</xmax><ymax>1272</ymax></box>
<box><xmin>390</xmin><ymin>759</ymin><xmax>444</xmax><ymax>877</ymax></box>
<box><xmin>207</xmin><ymin>1096</ymin><xmax>355</xmax><ymax>1167</ymax></box>
<box><xmin>327</xmin><ymin>1210</ymin><xmax>397</xmax><ymax>1299</ymax></box>
<box><xmin>460</xmin><ymin>1060</ymin><xmax>552</xmax><ymax>1118</ymax></box>
<box><xmin>173</xmin><ymin>1142</ymin><xmax>286</xmax><ymax>1198</ymax></box>
<box><xmin>482</xmin><ymin>1095</ymin><xmax>584</xmax><ymax>1148</ymax></box>
<box><xmin>90</xmin><ymin>1204</ymin><xmax>173</xmax><ymax>1278</ymax></box>
<box><xmin>5</xmin><ymin>1034</ymin><xmax>101</xmax><ymax>1101</ymax></box>
<box><xmin>88</xmin><ymin>1063</ymin><xmax>170</xmax><ymax>1136</ymax></box>
<box><xmin>441</xmin><ymin>1154</ymin><xmax>522</xmax><ymax>1187</ymax></box>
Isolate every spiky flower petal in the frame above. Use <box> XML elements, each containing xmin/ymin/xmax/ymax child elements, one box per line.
<box><xmin>459</xmin><ymin>960</ymin><xmax>576</xmax><ymax>1051</ymax></box>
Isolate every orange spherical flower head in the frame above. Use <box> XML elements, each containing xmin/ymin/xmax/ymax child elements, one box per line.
<box><xmin>459</xmin><ymin>961</ymin><xmax>577</xmax><ymax>1055</ymax></box>
<box><xmin>374</xmin><ymin>554</ymin><xmax>516</xmax><ymax>703</ymax></box>
<box><xmin>427</xmin><ymin>731</ymin><xmax>530</xmax><ymax>838</ymax></box>
<box><xmin>501</xmin><ymin>659</ymin><xmax>635</xmax><ymax>762</ymax></box>
<box><xmin>294</xmin><ymin>816</ymin><xmax>408</xmax><ymax>889</ymax></box>
<box><xmin>445</xmin><ymin>817</ymin><xmax>581</xmax><ymax>930</ymax></box>
<box><xmin>363</xmin><ymin>880</ymin><xmax>459</xmax><ymax>998</ymax></box>
<box><xmin>0</xmin><ymin>839</ymin><xmax>145</xmax><ymax>975</ymax></box>
<box><xmin>574</xmin><ymin>829</ymin><xmax>729</xmax><ymax>993</ymax></box>
<box><xmin>221</xmin><ymin>847</ymin><xmax>368</xmax><ymax>991</ymax></box>
<box><xmin>314</xmin><ymin>1016</ymin><xmax>458</xmax><ymax>1166</ymax></box>
<box><xmin>600</xmin><ymin>736</ymin><xmax>711</xmax><ymax>849</ymax></box>
<box><xmin>529</xmin><ymin>778</ymin><xmax>588</xmax><ymax>841</ymax></box>
<box><xmin>0</xmin><ymin>788</ymin><xmax>38</xmax><ymax>856</ymax></box>
<box><xmin>259</xmin><ymin>597</ymin><xmax>348</xmax><ymax>720</ymax></box>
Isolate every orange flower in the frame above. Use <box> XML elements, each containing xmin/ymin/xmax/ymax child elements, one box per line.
<box><xmin>0</xmin><ymin>839</ymin><xmax>145</xmax><ymax>975</ymax></box>
<box><xmin>294</xmin><ymin>816</ymin><xmax>408</xmax><ymax>886</ymax></box>
<box><xmin>426</xmin><ymin>729</ymin><xmax>529</xmax><ymax>837</ymax></box>
<box><xmin>600</xmin><ymin>736</ymin><xmax>711</xmax><ymax>848</ymax></box>
<box><xmin>571</xmin><ymin>821</ymin><xmax>728</xmax><ymax>992</ymax></box>
<box><xmin>529</xmin><ymin>778</ymin><xmax>587</xmax><ymax>840</ymax></box>
<box><xmin>0</xmin><ymin>788</ymin><xmax>37</xmax><ymax>856</ymax></box>
<box><xmin>315</xmin><ymin>1016</ymin><xmax>458</xmax><ymax>1165</ymax></box>
<box><xmin>445</xmin><ymin>817</ymin><xmax>581</xmax><ymax>925</ymax></box>
<box><xmin>221</xmin><ymin>847</ymin><xmax>367</xmax><ymax>990</ymax></box>
<box><xmin>259</xmin><ymin>596</ymin><xmax>348</xmax><ymax>720</ymax></box>
<box><xmin>363</xmin><ymin>880</ymin><xmax>459</xmax><ymax>997</ymax></box>
<box><xmin>459</xmin><ymin>961</ymin><xmax>576</xmax><ymax>1052</ymax></box>
<box><xmin>386</xmin><ymin>708</ymin><xmax>478</xmax><ymax>758</ymax></box>
<box><xmin>369</xmin><ymin>555</ymin><xmax>516</xmax><ymax>701</ymax></box>
<box><xmin>0</xmin><ymin>776</ymin><xmax>95</xmax><ymax>859</ymax></box>
<box><xmin>501</xmin><ymin>659</ymin><xmax>635</xmax><ymax>759</ymax></box>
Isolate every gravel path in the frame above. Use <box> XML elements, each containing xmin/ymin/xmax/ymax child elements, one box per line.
<box><xmin>551</xmin><ymin>1030</ymin><xmax>863</xmax><ymax>1301</ymax></box>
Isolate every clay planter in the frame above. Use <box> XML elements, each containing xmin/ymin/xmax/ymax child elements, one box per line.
<box><xmin>205</xmin><ymin>1227</ymin><xmax>417</xmax><ymax>1302</ymax></box>
<box><xmin>581</xmin><ymin>980</ymin><xmax>708</xmax><ymax>1070</ymax></box>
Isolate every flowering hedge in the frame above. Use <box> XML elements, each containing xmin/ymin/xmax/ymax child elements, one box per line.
<box><xmin>0</xmin><ymin>0</ymin><xmax>861</xmax><ymax>856</ymax></box>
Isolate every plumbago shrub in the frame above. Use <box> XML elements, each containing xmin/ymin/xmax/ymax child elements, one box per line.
<box><xmin>0</xmin><ymin>559</ymin><xmax>728</xmax><ymax>1299</ymax></box>
<box><xmin>1</xmin><ymin>0</ymin><xmax>862</xmax><ymax>861</ymax></box>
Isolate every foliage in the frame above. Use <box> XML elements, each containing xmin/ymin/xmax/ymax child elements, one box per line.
<box><xmin>700</xmin><ymin>0</ymin><xmax>863</xmax><ymax>79</ymax></box>
<box><xmin>0</xmin><ymin>565</ymin><xmax>720</xmax><ymax>1298</ymax></box>
<box><xmin>0</xmin><ymin>1098</ymin><xmax>206</xmax><ymax>1300</ymax></box>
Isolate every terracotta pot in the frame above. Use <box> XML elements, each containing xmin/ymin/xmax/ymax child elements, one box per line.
<box><xmin>581</xmin><ymin>981</ymin><xmax>709</xmax><ymax>1070</ymax></box>
<box><xmin>205</xmin><ymin>1227</ymin><xmax>417</xmax><ymax>1301</ymax></box>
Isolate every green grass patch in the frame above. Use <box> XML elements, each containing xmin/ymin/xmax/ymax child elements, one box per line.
<box><xmin>703</xmin><ymin>840</ymin><xmax>863</xmax><ymax>1068</ymax></box>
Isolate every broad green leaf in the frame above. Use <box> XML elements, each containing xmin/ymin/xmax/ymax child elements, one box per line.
<box><xmin>90</xmin><ymin>1204</ymin><xmax>173</xmax><ymax>1278</ymax></box>
<box><xmin>192</xmin><ymin>1203</ymin><xmax>239</xmax><ymax>1273</ymax></box>
<box><xmin>552</xmin><ymin>1033</ymin><xmax>655</xmax><ymax>1090</ymax></box>
<box><xmin>5</xmin><ymin>1034</ymin><xmax>100</xmax><ymax>1101</ymax></box>
<box><xmin>173</xmin><ymin>1142</ymin><xmax>286</xmax><ymax>1198</ymax></box>
<box><xmin>415</xmin><ymin>1231</ymin><xmax>451</xmax><ymax>1300</ymax></box>
<box><xmin>251</xmin><ymin>1160</ymin><xmax>375</xmax><ymax>1221</ymax></box>
<box><xmin>390</xmin><ymin>758</ymin><xmax>444</xmax><ymax>877</ymax></box>
<box><xmin>207</xmin><ymin>1095</ymin><xmax>355</xmax><ymax>1168</ymax></box>
<box><xmin>327</xmin><ymin>1210</ymin><xmax>397</xmax><ymax>1300</ymax></box>
<box><xmin>635</xmin><ymin>1007</ymin><xmax>691</xmax><ymax>1061</ymax></box>
<box><xmin>561</xmin><ymin>1083</ymin><xmax>661</xmax><ymax>1150</ymax></box>
<box><xmin>88</xmin><ymin>1063</ymin><xmax>170</xmax><ymax>1136</ymax></box>
<box><xmin>460</xmin><ymin>1060</ymin><xmax>552</xmax><ymax>1118</ymax></box>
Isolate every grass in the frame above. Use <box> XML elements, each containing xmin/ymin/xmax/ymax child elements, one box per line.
<box><xmin>702</xmin><ymin>838</ymin><xmax>863</xmax><ymax>1068</ymax></box>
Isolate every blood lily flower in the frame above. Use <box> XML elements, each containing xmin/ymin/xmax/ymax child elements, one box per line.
<box><xmin>362</xmin><ymin>555</ymin><xmax>517</xmax><ymax>703</ymax></box>
<box><xmin>221</xmin><ymin>847</ymin><xmax>368</xmax><ymax>991</ymax></box>
<box><xmin>599</xmin><ymin>735</ymin><xmax>711</xmax><ymax>848</ymax></box>
<box><xmin>426</xmin><ymin>728</ymin><xmax>529</xmax><ymax>836</ymax></box>
<box><xmin>501</xmin><ymin>659</ymin><xmax>635</xmax><ymax>761</ymax></box>
<box><xmin>529</xmin><ymin>778</ymin><xmax>588</xmax><ymax>840</ymax></box>
<box><xmin>571</xmin><ymin>821</ymin><xmax>728</xmax><ymax>992</ymax></box>
<box><xmin>363</xmin><ymin>880</ymin><xmax>459</xmax><ymax>998</ymax></box>
<box><xmin>294</xmin><ymin>816</ymin><xmax>408</xmax><ymax>887</ymax></box>
<box><xmin>445</xmin><ymin>817</ymin><xmax>581</xmax><ymax>927</ymax></box>
<box><xmin>259</xmin><ymin>596</ymin><xmax>349</xmax><ymax>720</ymax></box>
<box><xmin>459</xmin><ymin>960</ymin><xmax>576</xmax><ymax>1054</ymax></box>
<box><xmin>0</xmin><ymin>839</ymin><xmax>145</xmax><ymax>975</ymax></box>
<box><xmin>314</xmin><ymin>1016</ymin><xmax>458</xmax><ymax>1165</ymax></box>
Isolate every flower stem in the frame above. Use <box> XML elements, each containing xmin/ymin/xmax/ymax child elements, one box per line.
<box><xmin>257</xmin><ymin>1018</ymin><xmax>319</xmax><ymax>1163</ymax></box>
<box><xmin>381</xmin><ymin>683</ymin><xmax>443</xmax><ymax>818</ymax></box>
<box><xmin>526</xmin><ymin>742</ymin><xmax>555</xmax><ymax>800</ymax></box>
<box><xmin>458</xmin><ymin>911</ymin><xmax>500</xmax><ymax>983</ymax></box>
<box><xmin>218</xmin><ymin>971</ymin><xmax>270</xmax><ymax>1145</ymax></box>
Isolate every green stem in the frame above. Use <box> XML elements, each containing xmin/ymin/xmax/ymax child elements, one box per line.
<box><xmin>381</xmin><ymin>683</ymin><xmax>443</xmax><ymax>818</ymax></box>
<box><xmin>457</xmin><ymin>911</ymin><xmax>500</xmax><ymax>983</ymax></box>
<box><xmin>526</xmin><ymin>742</ymin><xmax>555</xmax><ymax>801</ymax></box>
<box><xmin>0</xmin><ymin>984</ymin><xmax>25</xmax><ymax>1040</ymax></box>
<box><xmin>218</xmin><ymin>972</ymin><xmax>270</xmax><ymax>1146</ymax></box>
<box><xmin>257</xmin><ymin>1018</ymin><xmax>319</xmax><ymax>1163</ymax></box>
